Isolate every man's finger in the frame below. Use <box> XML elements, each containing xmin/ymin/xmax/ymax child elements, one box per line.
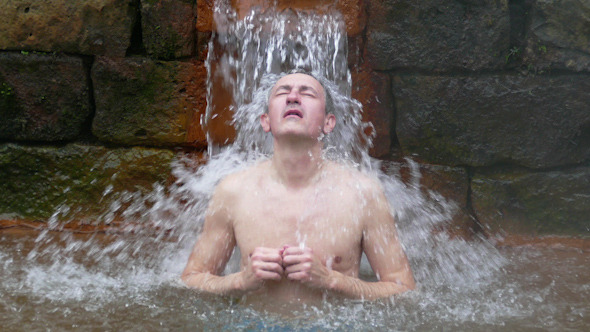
<box><xmin>284</xmin><ymin>262</ymin><xmax>311</xmax><ymax>274</ymax></box>
<box><xmin>285</xmin><ymin>271</ymin><xmax>309</xmax><ymax>281</ymax></box>
<box><xmin>251</xmin><ymin>250</ymin><xmax>283</xmax><ymax>264</ymax></box>
<box><xmin>282</xmin><ymin>253</ymin><xmax>312</xmax><ymax>267</ymax></box>
<box><xmin>254</xmin><ymin>269</ymin><xmax>283</xmax><ymax>281</ymax></box>
<box><xmin>282</xmin><ymin>246</ymin><xmax>307</xmax><ymax>256</ymax></box>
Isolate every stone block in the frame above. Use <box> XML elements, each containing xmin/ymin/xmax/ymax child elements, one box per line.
<box><xmin>92</xmin><ymin>56</ymin><xmax>207</xmax><ymax>147</ymax></box>
<box><xmin>0</xmin><ymin>52</ymin><xmax>91</xmax><ymax>141</ymax></box>
<box><xmin>523</xmin><ymin>0</ymin><xmax>590</xmax><ymax>72</ymax></box>
<box><xmin>0</xmin><ymin>0</ymin><xmax>136</xmax><ymax>57</ymax></box>
<box><xmin>196</xmin><ymin>0</ymin><xmax>215</xmax><ymax>32</ymax></box>
<box><xmin>393</xmin><ymin>74</ymin><xmax>590</xmax><ymax>168</ymax></box>
<box><xmin>141</xmin><ymin>0</ymin><xmax>197</xmax><ymax>59</ymax></box>
<box><xmin>334</xmin><ymin>0</ymin><xmax>366</xmax><ymax>37</ymax></box>
<box><xmin>365</xmin><ymin>0</ymin><xmax>510</xmax><ymax>71</ymax></box>
<box><xmin>472</xmin><ymin>167</ymin><xmax>590</xmax><ymax>237</ymax></box>
<box><xmin>391</xmin><ymin>160</ymin><xmax>472</xmax><ymax>237</ymax></box>
<box><xmin>231</xmin><ymin>0</ymin><xmax>366</xmax><ymax>36</ymax></box>
<box><xmin>351</xmin><ymin>68</ymin><xmax>392</xmax><ymax>158</ymax></box>
<box><xmin>196</xmin><ymin>31</ymin><xmax>211</xmax><ymax>60</ymax></box>
<box><xmin>0</xmin><ymin>143</ymin><xmax>175</xmax><ymax>220</ymax></box>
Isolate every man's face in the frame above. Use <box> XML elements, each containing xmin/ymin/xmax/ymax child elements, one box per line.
<box><xmin>261</xmin><ymin>73</ymin><xmax>335</xmax><ymax>141</ymax></box>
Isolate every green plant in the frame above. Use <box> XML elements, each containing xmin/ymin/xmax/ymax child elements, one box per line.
<box><xmin>0</xmin><ymin>83</ymin><xmax>14</xmax><ymax>97</ymax></box>
<box><xmin>505</xmin><ymin>47</ymin><xmax>520</xmax><ymax>64</ymax></box>
<box><xmin>538</xmin><ymin>45</ymin><xmax>547</xmax><ymax>53</ymax></box>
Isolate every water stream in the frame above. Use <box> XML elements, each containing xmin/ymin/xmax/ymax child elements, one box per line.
<box><xmin>0</xmin><ymin>3</ymin><xmax>588</xmax><ymax>331</ymax></box>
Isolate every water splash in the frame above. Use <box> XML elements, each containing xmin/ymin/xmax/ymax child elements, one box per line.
<box><xmin>3</xmin><ymin>3</ymin><xmax>560</xmax><ymax>330</ymax></box>
<box><xmin>205</xmin><ymin>3</ymin><xmax>373</xmax><ymax>167</ymax></box>
<box><xmin>26</xmin><ymin>0</ymin><xmax>502</xmax><ymax>302</ymax></box>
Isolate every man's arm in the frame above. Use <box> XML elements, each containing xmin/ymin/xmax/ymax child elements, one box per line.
<box><xmin>181</xmin><ymin>182</ymin><xmax>284</xmax><ymax>295</ymax></box>
<box><xmin>282</xmin><ymin>184</ymin><xmax>415</xmax><ymax>300</ymax></box>
<box><xmin>335</xmin><ymin>187</ymin><xmax>415</xmax><ymax>299</ymax></box>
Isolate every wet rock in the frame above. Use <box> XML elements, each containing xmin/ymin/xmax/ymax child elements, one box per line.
<box><xmin>0</xmin><ymin>0</ymin><xmax>136</xmax><ymax>57</ymax></box>
<box><xmin>202</xmin><ymin>79</ymin><xmax>236</xmax><ymax>147</ymax></box>
<box><xmin>229</xmin><ymin>0</ymin><xmax>366</xmax><ymax>36</ymax></box>
<box><xmin>92</xmin><ymin>56</ymin><xmax>207</xmax><ymax>147</ymax></box>
<box><xmin>365</xmin><ymin>0</ymin><xmax>510</xmax><ymax>71</ymax></box>
<box><xmin>0</xmin><ymin>52</ymin><xmax>91</xmax><ymax>141</ymax></box>
<box><xmin>184</xmin><ymin>59</ymin><xmax>209</xmax><ymax>148</ymax></box>
<box><xmin>196</xmin><ymin>0</ymin><xmax>215</xmax><ymax>32</ymax></box>
<box><xmin>334</xmin><ymin>0</ymin><xmax>367</xmax><ymax>37</ymax></box>
<box><xmin>0</xmin><ymin>143</ymin><xmax>175</xmax><ymax>220</ymax></box>
<box><xmin>390</xmin><ymin>160</ymin><xmax>473</xmax><ymax>237</ymax></box>
<box><xmin>472</xmin><ymin>166</ymin><xmax>590</xmax><ymax>237</ymax></box>
<box><xmin>196</xmin><ymin>31</ymin><xmax>212</xmax><ymax>60</ymax></box>
<box><xmin>347</xmin><ymin>35</ymin><xmax>363</xmax><ymax>68</ymax></box>
<box><xmin>141</xmin><ymin>0</ymin><xmax>197</xmax><ymax>60</ymax></box>
<box><xmin>522</xmin><ymin>0</ymin><xmax>590</xmax><ymax>72</ymax></box>
<box><xmin>393</xmin><ymin>74</ymin><xmax>590</xmax><ymax>168</ymax></box>
<box><xmin>418</xmin><ymin>164</ymin><xmax>471</xmax><ymax>235</ymax></box>
<box><xmin>351</xmin><ymin>68</ymin><xmax>392</xmax><ymax>158</ymax></box>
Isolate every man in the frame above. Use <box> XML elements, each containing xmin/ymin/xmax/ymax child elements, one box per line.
<box><xmin>181</xmin><ymin>73</ymin><xmax>415</xmax><ymax>306</ymax></box>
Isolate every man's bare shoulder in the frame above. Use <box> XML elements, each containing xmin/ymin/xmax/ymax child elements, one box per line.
<box><xmin>213</xmin><ymin>159</ymin><xmax>271</xmax><ymax>196</ymax></box>
<box><xmin>324</xmin><ymin>161</ymin><xmax>392</xmax><ymax>219</ymax></box>
<box><xmin>324</xmin><ymin>161</ymin><xmax>383</xmax><ymax>193</ymax></box>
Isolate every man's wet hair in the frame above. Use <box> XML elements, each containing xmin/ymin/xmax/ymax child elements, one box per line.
<box><xmin>267</xmin><ymin>69</ymin><xmax>335</xmax><ymax>115</ymax></box>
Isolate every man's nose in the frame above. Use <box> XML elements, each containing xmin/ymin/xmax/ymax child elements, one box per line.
<box><xmin>286</xmin><ymin>90</ymin><xmax>300</xmax><ymax>104</ymax></box>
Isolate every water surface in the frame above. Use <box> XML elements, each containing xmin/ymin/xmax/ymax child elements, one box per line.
<box><xmin>1</xmin><ymin>229</ymin><xmax>587</xmax><ymax>331</ymax></box>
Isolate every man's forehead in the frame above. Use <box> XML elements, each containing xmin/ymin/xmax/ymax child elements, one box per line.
<box><xmin>273</xmin><ymin>73</ymin><xmax>324</xmax><ymax>92</ymax></box>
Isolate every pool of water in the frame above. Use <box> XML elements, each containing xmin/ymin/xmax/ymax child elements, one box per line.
<box><xmin>2</xmin><ymin>3</ymin><xmax>587</xmax><ymax>330</ymax></box>
<box><xmin>1</xmin><ymin>229</ymin><xmax>587</xmax><ymax>331</ymax></box>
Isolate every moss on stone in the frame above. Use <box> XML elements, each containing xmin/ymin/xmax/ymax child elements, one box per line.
<box><xmin>92</xmin><ymin>57</ymin><xmax>190</xmax><ymax>146</ymax></box>
<box><xmin>472</xmin><ymin>167</ymin><xmax>590</xmax><ymax>237</ymax></box>
<box><xmin>0</xmin><ymin>80</ymin><xmax>22</xmax><ymax>139</ymax></box>
<box><xmin>0</xmin><ymin>143</ymin><xmax>175</xmax><ymax>221</ymax></box>
<box><xmin>145</xmin><ymin>25</ymin><xmax>183</xmax><ymax>60</ymax></box>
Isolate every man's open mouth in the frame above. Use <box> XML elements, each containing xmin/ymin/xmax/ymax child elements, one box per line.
<box><xmin>284</xmin><ymin>109</ymin><xmax>303</xmax><ymax>118</ymax></box>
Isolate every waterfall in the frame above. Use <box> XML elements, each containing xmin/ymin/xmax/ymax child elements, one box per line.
<box><xmin>3</xmin><ymin>4</ymin><xmax>544</xmax><ymax>330</ymax></box>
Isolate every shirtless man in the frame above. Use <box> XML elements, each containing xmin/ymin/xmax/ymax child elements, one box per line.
<box><xmin>181</xmin><ymin>73</ymin><xmax>415</xmax><ymax>305</ymax></box>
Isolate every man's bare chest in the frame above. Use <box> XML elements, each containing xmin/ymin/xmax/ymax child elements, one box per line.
<box><xmin>231</xmin><ymin>186</ymin><xmax>364</xmax><ymax>265</ymax></box>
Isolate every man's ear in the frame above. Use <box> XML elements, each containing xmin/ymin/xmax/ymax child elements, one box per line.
<box><xmin>323</xmin><ymin>113</ymin><xmax>336</xmax><ymax>134</ymax></box>
<box><xmin>260</xmin><ymin>113</ymin><xmax>271</xmax><ymax>133</ymax></box>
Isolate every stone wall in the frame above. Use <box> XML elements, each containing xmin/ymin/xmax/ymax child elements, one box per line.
<box><xmin>1</xmin><ymin>0</ymin><xmax>588</xmax><ymax>242</ymax></box>
<box><xmin>365</xmin><ymin>0</ymin><xmax>590</xmax><ymax>243</ymax></box>
<box><xmin>0</xmin><ymin>0</ymin><xmax>205</xmax><ymax>224</ymax></box>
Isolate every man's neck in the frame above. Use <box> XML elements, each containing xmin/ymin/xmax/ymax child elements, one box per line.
<box><xmin>270</xmin><ymin>138</ymin><xmax>325</xmax><ymax>189</ymax></box>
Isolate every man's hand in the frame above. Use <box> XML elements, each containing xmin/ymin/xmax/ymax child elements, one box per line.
<box><xmin>281</xmin><ymin>246</ymin><xmax>334</xmax><ymax>289</ymax></box>
<box><xmin>240</xmin><ymin>247</ymin><xmax>285</xmax><ymax>291</ymax></box>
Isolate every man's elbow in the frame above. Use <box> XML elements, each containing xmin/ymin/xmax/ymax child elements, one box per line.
<box><xmin>386</xmin><ymin>271</ymin><xmax>416</xmax><ymax>294</ymax></box>
<box><xmin>392</xmin><ymin>279</ymin><xmax>415</xmax><ymax>294</ymax></box>
<box><xmin>404</xmin><ymin>274</ymin><xmax>416</xmax><ymax>291</ymax></box>
<box><xmin>403</xmin><ymin>280</ymin><xmax>416</xmax><ymax>293</ymax></box>
<box><xmin>180</xmin><ymin>271</ymin><xmax>194</xmax><ymax>286</ymax></box>
<box><xmin>181</xmin><ymin>268</ymin><xmax>206</xmax><ymax>288</ymax></box>
<box><xmin>402</xmin><ymin>271</ymin><xmax>416</xmax><ymax>292</ymax></box>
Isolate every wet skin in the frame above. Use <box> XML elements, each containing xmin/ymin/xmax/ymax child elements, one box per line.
<box><xmin>182</xmin><ymin>74</ymin><xmax>415</xmax><ymax>306</ymax></box>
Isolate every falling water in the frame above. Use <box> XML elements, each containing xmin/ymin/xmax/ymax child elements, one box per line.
<box><xmin>1</xmin><ymin>3</ymin><xmax>588</xmax><ymax>331</ymax></box>
<box><xmin>204</xmin><ymin>3</ymin><xmax>371</xmax><ymax>164</ymax></box>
